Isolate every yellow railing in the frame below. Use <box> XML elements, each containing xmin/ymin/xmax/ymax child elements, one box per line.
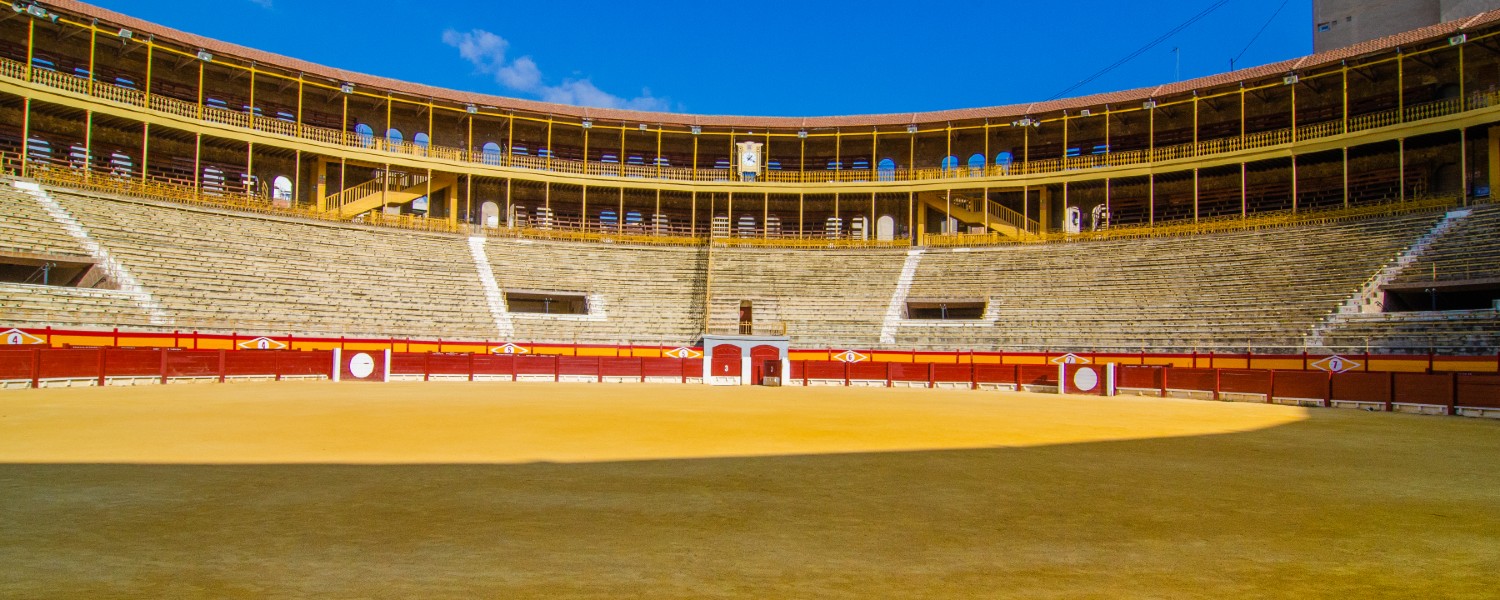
<box><xmin>8</xmin><ymin>150</ymin><xmax>1475</xmax><ymax>252</ymax></box>
<box><xmin>8</xmin><ymin>54</ymin><xmax>1500</xmax><ymax>187</ymax></box>
<box><xmin>921</xmin><ymin>196</ymin><xmax>1460</xmax><ymax>247</ymax></box>
<box><xmin>325</xmin><ymin>171</ymin><xmax>429</xmax><ymax>210</ymax></box>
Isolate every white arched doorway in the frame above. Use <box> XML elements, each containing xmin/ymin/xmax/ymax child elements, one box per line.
<box><xmin>481</xmin><ymin>201</ymin><xmax>500</xmax><ymax>228</ymax></box>
<box><xmin>876</xmin><ymin>215</ymin><xmax>895</xmax><ymax>241</ymax></box>
<box><xmin>271</xmin><ymin>175</ymin><xmax>293</xmax><ymax>206</ymax></box>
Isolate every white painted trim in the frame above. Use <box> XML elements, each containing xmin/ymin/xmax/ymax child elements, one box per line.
<box><xmin>879</xmin><ymin>249</ymin><xmax>924</xmax><ymax>344</ymax></box>
<box><xmin>467</xmin><ymin>237</ymin><xmax>514</xmax><ymax>338</ymax></box>
<box><xmin>20</xmin><ymin>182</ymin><xmax>172</xmax><ymax>326</ymax></box>
<box><xmin>331</xmin><ymin>348</ymin><xmax>342</xmax><ymax>383</ymax></box>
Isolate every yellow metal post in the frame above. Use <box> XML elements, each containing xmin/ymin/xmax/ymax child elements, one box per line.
<box><xmin>1062</xmin><ymin>113</ymin><xmax>1069</xmax><ymax>167</ymax></box>
<box><xmin>19</xmin><ymin>98</ymin><xmax>30</xmax><ymax>173</ymax></box>
<box><xmin>1292</xmin><ymin>155</ymin><xmax>1298</xmax><ymax>214</ymax></box>
<box><xmin>1193</xmin><ymin>168</ymin><xmax>1199</xmax><ymax>222</ymax></box>
<box><xmin>1399</xmin><ymin>138</ymin><xmax>1406</xmax><ymax>201</ymax></box>
<box><xmin>196</xmin><ymin>59</ymin><xmax>204</xmax><ymax>119</ymax></box>
<box><xmin>87</xmin><ymin>20</ymin><xmax>96</xmax><ymax>96</ymax></box>
<box><xmin>1398</xmin><ymin>51</ymin><xmax>1405</xmax><ymax>121</ymax></box>
<box><xmin>193</xmin><ymin>133</ymin><xmax>202</xmax><ymax>193</ymax></box>
<box><xmin>141</xmin><ymin>123</ymin><xmax>150</xmax><ymax>184</ymax></box>
<box><xmin>82</xmin><ymin>110</ymin><xmax>92</xmax><ymax>178</ymax></box>
<box><xmin>24</xmin><ymin>18</ymin><xmax>33</xmax><ymax>82</ymax></box>
<box><xmin>248</xmin><ymin>66</ymin><xmax>256</xmax><ymax>130</ymax></box>
<box><xmin>294</xmin><ymin>74</ymin><xmax>303</xmax><ymax>136</ymax></box>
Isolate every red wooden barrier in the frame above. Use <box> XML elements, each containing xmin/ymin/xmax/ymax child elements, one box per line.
<box><xmin>1457</xmin><ymin>374</ymin><xmax>1500</xmax><ymax>409</ymax></box>
<box><xmin>847</xmin><ymin>362</ymin><xmax>889</xmax><ymax>382</ymax></box>
<box><xmin>1165</xmin><ymin>368</ymin><xmax>1217</xmax><ymax>394</ymax></box>
<box><xmin>932</xmin><ymin>364</ymin><xmax>973</xmax><ymax>385</ymax></box>
<box><xmin>974</xmin><ymin>364</ymin><xmax>1017</xmax><ymax>386</ymax></box>
<box><xmin>1393</xmin><ymin>372</ymin><xmax>1456</xmax><ymax>412</ymax></box>
<box><xmin>802</xmin><ymin>361</ymin><xmax>846</xmax><ymax>382</ymax></box>
<box><xmin>1273</xmin><ymin>370</ymin><xmax>1330</xmax><ymax>405</ymax></box>
<box><xmin>1117</xmin><ymin>365</ymin><xmax>1162</xmax><ymax>391</ymax></box>
<box><xmin>1330</xmin><ymin>372</ymin><xmax>1391</xmax><ymax>407</ymax></box>
<box><xmin>888</xmin><ymin>363</ymin><xmax>928</xmax><ymax>384</ymax></box>
<box><xmin>1017</xmin><ymin>364</ymin><xmax>1058</xmax><ymax>388</ymax></box>
<box><xmin>1218</xmin><ymin>369</ymin><xmax>1272</xmax><ymax>401</ymax></box>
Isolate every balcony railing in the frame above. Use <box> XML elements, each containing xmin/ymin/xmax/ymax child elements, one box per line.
<box><xmin>7</xmin><ymin>55</ymin><xmax>1499</xmax><ymax>187</ymax></box>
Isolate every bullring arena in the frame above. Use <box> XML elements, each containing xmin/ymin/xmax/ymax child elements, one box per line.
<box><xmin>1</xmin><ymin>0</ymin><xmax>1499</xmax><ymax>597</ymax></box>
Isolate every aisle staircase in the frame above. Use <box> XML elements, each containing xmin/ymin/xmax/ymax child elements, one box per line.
<box><xmin>918</xmin><ymin>192</ymin><xmax>1039</xmax><ymax>239</ymax></box>
<box><xmin>326</xmin><ymin>171</ymin><xmax>458</xmax><ymax>218</ymax></box>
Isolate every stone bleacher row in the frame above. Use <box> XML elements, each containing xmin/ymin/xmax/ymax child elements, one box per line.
<box><xmin>483</xmin><ymin>237</ymin><xmax>707</xmax><ymax>345</ymax></box>
<box><xmin>706</xmin><ymin>247</ymin><xmax>910</xmax><ymax>348</ymax></box>
<box><xmin>1</xmin><ymin>179</ymin><xmax>1493</xmax><ymax>354</ymax></box>
<box><xmin>1316</xmin><ymin>310</ymin><xmax>1500</xmax><ymax>355</ymax></box>
<box><xmin>40</xmin><ymin>186</ymin><xmax>498</xmax><ymax>338</ymax></box>
<box><xmin>1393</xmin><ymin>203</ymin><xmax>1500</xmax><ymax>284</ymax></box>
<box><xmin>894</xmin><ymin>212</ymin><xmax>1445</xmax><ymax>352</ymax></box>
<box><xmin>0</xmin><ymin>182</ymin><xmax>85</xmax><ymax>257</ymax></box>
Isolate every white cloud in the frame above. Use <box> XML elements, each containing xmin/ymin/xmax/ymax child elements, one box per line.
<box><xmin>441</xmin><ymin>28</ymin><xmax>670</xmax><ymax>112</ymax></box>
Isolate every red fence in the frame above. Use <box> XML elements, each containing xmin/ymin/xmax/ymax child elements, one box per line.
<box><xmin>0</xmin><ymin>347</ymin><xmax>335</xmax><ymax>386</ymax></box>
<box><xmin>10</xmin><ymin>326</ymin><xmax>1500</xmax><ymax>375</ymax></box>
<box><xmin>386</xmin><ymin>352</ymin><xmax>702</xmax><ymax>383</ymax></box>
<box><xmin>1112</xmin><ymin>364</ymin><xmax>1498</xmax><ymax>414</ymax></box>
<box><xmin>791</xmin><ymin>361</ymin><xmax>1062</xmax><ymax>389</ymax></box>
<box><xmin>2</xmin><ymin>348</ymin><xmax>1496</xmax><ymax>418</ymax></box>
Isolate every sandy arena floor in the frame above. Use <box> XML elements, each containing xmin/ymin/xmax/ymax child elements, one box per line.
<box><xmin>1</xmin><ymin>381</ymin><xmax>1497</xmax><ymax>598</ymax></box>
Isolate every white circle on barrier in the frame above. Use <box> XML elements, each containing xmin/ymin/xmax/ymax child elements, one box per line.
<box><xmin>349</xmin><ymin>353</ymin><xmax>375</xmax><ymax>379</ymax></box>
<box><xmin>1073</xmin><ymin>367</ymin><xmax>1099</xmax><ymax>392</ymax></box>
<box><xmin>6</xmin><ymin>332</ymin><xmax>20</xmax><ymax>345</ymax></box>
<box><xmin>256</xmin><ymin>339</ymin><xmax>270</xmax><ymax>350</ymax></box>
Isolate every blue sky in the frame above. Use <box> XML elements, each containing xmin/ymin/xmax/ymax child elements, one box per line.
<box><xmin>92</xmin><ymin>0</ymin><xmax>1311</xmax><ymax>116</ymax></box>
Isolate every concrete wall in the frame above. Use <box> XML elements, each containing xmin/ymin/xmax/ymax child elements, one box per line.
<box><xmin>1314</xmin><ymin>0</ymin><xmax>1500</xmax><ymax>52</ymax></box>
<box><xmin>1442</xmin><ymin>0</ymin><xmax>1500</xmax><ymax>22</ymax></box>
<box><xmin>1314</xmin><ymin>0</ymin><xmax>1440</xmax><ymax>53</ymax></box>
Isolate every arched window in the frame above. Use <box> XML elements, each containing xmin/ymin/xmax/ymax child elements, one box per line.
<box><xmin>386</xmin><ymin>128</ymin><xmax>403</xmax><ymax>145</ymax></box>
<box><xmin>940</xmin><ymin>156</ymin><xmax>959</xmax><ymax>172</ymax></box>
<box><xmin>354</xmin><ymin>124</ymin><xmax>375</xmax><ymax>147</ymax></box>
<box><xmin>272</xmin><ymin>176</ymin><xmax>293</xmax><ymax>201</ymax></box>
<box><xmin>877</xmin><ymin>158</ymin><xmax>897</xmax><ymax>182</ymax></box>
<box><xmin>481</xmin><ymin>142</ymin><xmax>502</xmax><ymax>165</ymax></box>
<box><xmin>967</xmin><ymin>153</ymin><xmax>986</xmax><ymax>176</ymax></box>
<box><xmin>413</xmin><ymin>133</ymin><xmax>430</xmax><ymax>149</ymax></box>
<box><xmin>995</xmin><ymin>151</ymin><xmax>1014</xmax><ymax>174</ymax></box>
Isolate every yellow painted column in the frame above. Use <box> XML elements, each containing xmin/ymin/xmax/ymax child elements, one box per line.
<box><xmin>1487</xmin><ymin>127</ymin><xmax>1499</xmax><ymax>199</ymax></box>
<box><xmin>19</xmin><ymin>98</ymin><xmax>30</xmax><ymax>174</ymax></box>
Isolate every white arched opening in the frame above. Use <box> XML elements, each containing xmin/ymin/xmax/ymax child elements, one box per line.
<box><xmin>876</xmin><ymin>215</ymin><xmax>895</xmax><ymax>241</ymax></box>
<box><xmin>272</xmin><ymin>175</ymin><xmax>293</xmax><ymax>204</ymax></box>
<box><xmin>481</xmin><ymin>201</ymin><xmax>501</xmax><ymax>229</ymax></box>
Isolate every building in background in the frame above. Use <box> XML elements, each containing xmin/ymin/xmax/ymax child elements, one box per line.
<box><xmin>1315</xmin><ymin>0</ymin><xmax>1500</xmax><ymax>52</ymax></box>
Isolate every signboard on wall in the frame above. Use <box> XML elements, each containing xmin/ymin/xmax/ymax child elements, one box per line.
<box><xmin>333</xmin><ymin>349</ymin><xmax>389</xmax><ymax>382</ymax></box>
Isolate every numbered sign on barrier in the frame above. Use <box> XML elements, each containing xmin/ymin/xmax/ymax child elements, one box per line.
<box><xmin>332</xmin><ymin>349</ymin><xmax>390</xmax><ymax>382</ymax></box>
<box><xmin>1059</xmin><ymin>363</ymin><xmax>1116</xmax><ymax>396</ymax></box>
<box><xmin>1</xmin><ymin>328</ymin><xmax>44</xmax><ymax>346</ymax></box>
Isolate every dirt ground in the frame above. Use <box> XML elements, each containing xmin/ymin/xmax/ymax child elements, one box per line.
<box><xmin>1</xmin><ymin>381</ymin><xmax>1496</xmax><ymax>599</ymax></box>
